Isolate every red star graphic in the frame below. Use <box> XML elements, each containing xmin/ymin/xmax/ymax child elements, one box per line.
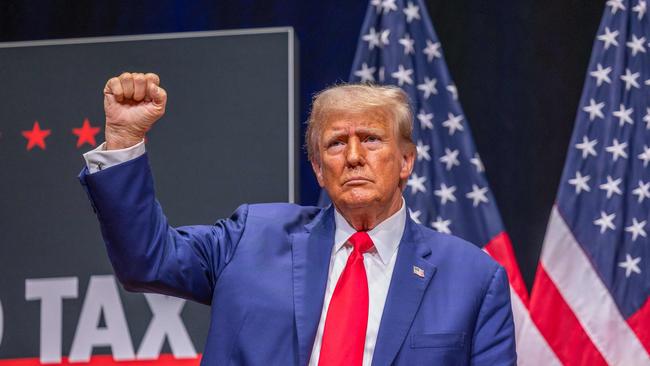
<box><xmin>72</xmin><ymin>118</ymin><xmax>101</xmax><ymax>148</ymax></box>
<box><xmin>22</xmin><ymin>121</ymin><xmax>51</xmax><ymax>151</ymax></box>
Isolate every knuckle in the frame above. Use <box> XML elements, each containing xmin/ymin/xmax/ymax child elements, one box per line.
<box><xmin>145</xmin><ymin>73</ymin><xmax>160</xmax><ymax>84</ymax></box>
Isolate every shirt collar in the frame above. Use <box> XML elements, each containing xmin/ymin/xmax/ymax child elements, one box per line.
<box><xmin>333</xmin><ymin>197</ymin><xmax>407</xmax><ymax>265</ymax></box>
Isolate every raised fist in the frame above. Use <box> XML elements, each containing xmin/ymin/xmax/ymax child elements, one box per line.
<box><xmin>103</xmin><ymin>72</ymin><xmax>167</xmax><ymax>150</ymax></box>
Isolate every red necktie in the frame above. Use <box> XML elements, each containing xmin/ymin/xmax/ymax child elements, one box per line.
<box><xmin>318</xmin><ymin>231</ymin><xmax>374</xmax><ymax>366</ymax></box>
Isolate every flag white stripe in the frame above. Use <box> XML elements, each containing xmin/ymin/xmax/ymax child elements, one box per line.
<box><xmin>510</xmin><ymin>287</ymin><xmax>561</xmax><ymax>366</ymax></box>
<box><xmin>540</xmin><ymin>206</ymin><xmax>649</xmax><ymax>365</ymax></box>
<box><xmin>481</xmin><ymin>245</ymin><xmax>558</xmax><ymax>366</ymax></box>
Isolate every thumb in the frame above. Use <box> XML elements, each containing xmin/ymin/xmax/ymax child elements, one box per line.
<box><xmin>104</xmin><ymin>77</ymin><xmax>124</xmax><ymax>102</ymax></box>
<box><xmin>104</xmin><ymin>93</ymin><xmax>117</xmax><ymax>106</ymax></box>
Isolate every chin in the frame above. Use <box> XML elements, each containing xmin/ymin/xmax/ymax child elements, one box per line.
<box><xmin>336</xmin><ymin>190</ymin><xmax>380</xmax><ymax>209</ymax></box>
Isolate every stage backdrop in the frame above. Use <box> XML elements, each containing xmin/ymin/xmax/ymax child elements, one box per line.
<box><xmin>0</xmin><ymin>29</ymin><xmax>298</xmax><ymax>364</ymax></box>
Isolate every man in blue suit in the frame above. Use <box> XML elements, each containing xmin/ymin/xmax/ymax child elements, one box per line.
<box><xmin>80</xmin><ymin>72</ymin><xmax>516</xmax><ymax>365</ymax></box>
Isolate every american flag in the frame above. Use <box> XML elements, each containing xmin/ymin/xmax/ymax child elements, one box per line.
<box><xmin>525</xmin><ymin>0</ymin><xmax>650</xmax><ymax>364</ymax></box>
<box><xmin>321</xmin><ymin>0</ymin><xmax>534</xmax><ymax>357</ymax></box>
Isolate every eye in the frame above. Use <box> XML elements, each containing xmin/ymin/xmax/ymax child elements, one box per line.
<box><xmin>364</xmin><ymin>135</ymin><xmax>380</xmax><ymax>143</ymax></box>
<box><xmin>327</xmin><ymin>140</ymin><xmax>344</xmax><ymax>148</ymax></box>
<box><xmin>326</xmin><ymin>139</ymin><xmax>346</xmax><ymax>152</ymax></box>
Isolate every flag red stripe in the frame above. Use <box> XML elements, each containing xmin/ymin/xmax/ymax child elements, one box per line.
<box><xmin>483</xmin><ymin>231</ymin><xmax>529</xmax><ymax>306</ymax></box>
<box><xmin>529</xmin><ymin>264</ymin><xmax>607</xmax><ymax>366</ymax></box>
<box><xmin>0</xmin><ymin>355</ymin><xmax>201</xmax><ymax>366</ymax></box>
<box><xmin>627</xmin><ymin>297</ymin><xmax>650</xmax><ymax>354</ymax></box>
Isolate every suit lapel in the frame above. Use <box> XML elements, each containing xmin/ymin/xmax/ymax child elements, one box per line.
<box><xmin>372</xmin><ymin>218</ymin><xmax>437</xmax><ymax>366</ymax></box>
<box><xmin>292</xmin><ymin>206</ymin><xmax>335</xmax><ymax>366</ymax></box>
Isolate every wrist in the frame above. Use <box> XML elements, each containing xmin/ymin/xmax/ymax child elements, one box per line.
<box><xmin>104</xmin><ymin>125</ymin><xmax>145</xmax><ymax>150</ymax></box>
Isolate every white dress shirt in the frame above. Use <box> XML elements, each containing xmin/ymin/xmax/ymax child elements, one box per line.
<box><xmin>83</xmin><ymin>140</ymin><xmax>146</xmax><ymax>173</ymax></box>
<box><xmin>83</xmin><ymin>141</ymin><xmax>406</xmax><ymax>366</ymax></box>
<box><xmin>309</xmin><ymin>203</ymin><xmax>405</xmax><ymax>366</ymax></box>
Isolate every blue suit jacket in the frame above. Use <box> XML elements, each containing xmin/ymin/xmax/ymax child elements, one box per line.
<box><xmin>79</xmin><ymin>154</ymin><xmax>516</xmax><ymax>365</ymax></box>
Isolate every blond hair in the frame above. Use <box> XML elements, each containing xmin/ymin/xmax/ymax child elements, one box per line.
<box><xmin>305</xmin><ymin>83</ymin><xmax>414</xmax><ymax>162</ymax></box>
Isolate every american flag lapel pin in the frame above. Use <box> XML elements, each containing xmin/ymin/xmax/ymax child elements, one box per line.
<box><xmin>413</xmin><ymin>265</ymin><xmax>425</xmax><ymax>278</ymax></box>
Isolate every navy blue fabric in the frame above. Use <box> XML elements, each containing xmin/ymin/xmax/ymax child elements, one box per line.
<box><xmin>79</xmin><ymin>154</ymin><xmax>516</xmax><ymax>365</ymax></box>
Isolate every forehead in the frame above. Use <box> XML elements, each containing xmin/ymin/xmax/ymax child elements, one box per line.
<box><xmin>321</xmin><ymin>110</ymin><xmax>394</xmax><ymax>134</ymax></box>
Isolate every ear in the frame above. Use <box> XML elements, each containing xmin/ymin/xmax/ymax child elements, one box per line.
<box><xmin>311</xmin><ymin>158</ymin><xmax>325</xmax><ymax>188</ymax></box>
<box><xmin>399</xmin><ymin>145</ymin><xmax>416</xmax><ymax>181</ymax></box>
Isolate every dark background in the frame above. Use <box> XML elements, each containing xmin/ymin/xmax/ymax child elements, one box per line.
<box><xmin>0</xmin><ymin>0</ymin><xmax>607</xmax><ymax>290</ymax></box>
<box><xmin>0</xmin><ymin>30</ymin><xmax>295</xmax><ymax>357</ymax></box>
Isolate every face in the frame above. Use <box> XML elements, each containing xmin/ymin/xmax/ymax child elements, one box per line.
<box><xmin>311</xmin><ymin>112</ymin><xmax>415</xmax><ymax>213</ymax></box>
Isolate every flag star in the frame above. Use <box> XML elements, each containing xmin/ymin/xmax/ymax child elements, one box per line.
<box><xmin>362</xmin><ymin>27</ymin><xmax>381</xmax><ymax>50</ymax></box>
<box><xmin>354</xmin><ymin>62</ymin><xmax>376</xmax><ymax>83</ymax></box>
<box><xmin>612</xmin><ymin>104</ymin><xmax>634</xmax><ymax>126</ymax></box>
<box><xmin>599</xmin><ymin>175</ymin><xmax>623</xmax><ymax>198</ymax></box>
<box><xmin>625</xmin><ymin>218</ymin><xmax>647</xmax><ymax>241</ymax></box>
<box><xmin>416</xmin><ymin>140</ymin><xmax>431</xmax><ymax>161</ymax></box>
<box><xmin>446</xmin><ymin>84</ymin><xmax>458</xmax><ymax>100</ymax></box>
<box><xmin>403</xmin><ymin>1</ymin><xmax>421</xmax><ymax>23</ymax></box>
<box><xmin>633</xmin><ymin>181</ymin><xmax>650</xmax><ymax>203</ymax></box>
<box><xmin>598</xmin><ymin>27</ymin><xmax>619</xmax><ymax>49</ymax></box>
<box><xmin>423</xmin><ymin>40</ymin><xmax>442</xmax><ymax>62</ymax></box>
<box><xmin>399</xmin><ymin>34</ymin><xmax>416</xmax><ymax>55</ymax></box>
<box><xmin>633</xmin><ymin>0</ymin><xmax>647</xmax><ymax>19</ymax></box>
<box><xmin>607</xmin><ymin>0</ymin><xmax>626</xmax><ymax>14</ymax></box>
<box><xmin>417</xmin><ymin>77</ymin><xmax>438</xmax><ymax>99</ymax></box>
<box><xmin>407</xmin><ymin>172</ymin><xmax>427</xmax><ymax>194</ymax></box>
<box><xmin>431</xmin><ymin>216</ymin><xmax>452</xmax><ymax>234</ymax></box>
<box><xmin>620</xmin><ymin>68</ymin><xmax>641</xmax><ymax>90</ymax></box>
<box><xmin>569</xmin><ymin>171</ymin><xmax>591</xmax><ymax>194</ymax></box>
<box><xmin>439</xmin><ymin>148</ymin><xmax>460</xmax><ymax>170</ymax></box>
<box><xmin>470</xmin><ymin>153</ymin><xmax>485</xmax><ymax>173</ymax></box>
<box><xmin>379</xmin><ymin>29</ymin><xmax>391</xmax><ymax>47</ymax></box>
<box><xmin>639</xmin><ymin>145</ymin><xmax>650</xmax><ymax>166</ymax></box>
<box><xmin>590</xmin><ymin>63</ymin><xmax>612</xmax><ymax>86</ymax></box>
<box><xmin>391</xmin><ymin>64</ymin><xmax>414</xmax><ymax>86</ymax></box>
<box><xmin>575</xmin><ymin>136</ymin><xmax>598</xmax><ymax>158</ymax></box>
<box><xmin>643</xmin><ymin>108</ymin><xmax>650</xmax><ymax>129</ymax></box>
<box><xmin>442</xmin><ymin>112</ymin><xmax>464</xmax><ymax>135</ymax></box>
<box><xmin>409</xmin><ymin>209</ymin><xmax>422</xmax><ymax>224</ymax></box>
<box><xmin>583</xmin><ymin>98</ymin><xmax>605</xmax><ymax>121</ymax></box>
<box><xmin>606</xmin><ymin>139</ymin><xmax>628</xmax><ymax>161</ymax></box>
<box><xmin>646</xmin><ymin>78</ymin><xmax>650</xmax><ymax>86</ymax></box>
<box><xmin>417</xmin><ymin>110</ymin><xmax>434</xmax><ymax>129</ymax></box>
<box><xmin>466</xmin><ymin>184</ymin><xmax>489</xmax><ymax>207</ymax></box>
<box><xmin>381</xmin><ymin>0</ymin><xmax>398</xmax><ymax>13</ymax></box>
<box><xmin>618</xmin><ymin>254</ymin><xmax>642</xmax><ymax>277</ymax></box>
<box><xmin>626</xmin><ymin>34</ymin><xmax>646</xmax><ymax>56</ymax></box>
<box><xmin>371</xmin><ymin>0</ymin><xmax>382</xmax><ymax>13</ymax></box>
<box><xmin>434</xmin><ymin>183</ymin><xmax>457</xmax><ymax>205</ymax></box>
<box><xmin>594</xmin><ymin>211</ymin><xmax>616</xmax><ymax>233</ymax></box>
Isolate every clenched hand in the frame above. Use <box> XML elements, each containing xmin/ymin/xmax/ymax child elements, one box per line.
<box><xmin>103</xmin><ymin>72</ymin><xmax>167</xmax><ymax>150</ymax></box>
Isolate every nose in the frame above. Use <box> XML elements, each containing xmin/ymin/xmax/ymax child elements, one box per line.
<box><xmin>345</xmin><ymin>137</ymin><xmax>366</xmax><ymax>167</ymax></box>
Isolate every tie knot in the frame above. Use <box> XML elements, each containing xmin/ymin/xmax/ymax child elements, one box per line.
<box><xmin>347</xmin><ymin>231</ymin><xmax>374</xmax><ymax>253</ymax></box>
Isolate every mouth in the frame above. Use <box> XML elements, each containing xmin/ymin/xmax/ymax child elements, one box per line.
<box><xmin>343</xmin><ymin>177</ymin><xmax>372</xmax><ymax>186</ymax></box>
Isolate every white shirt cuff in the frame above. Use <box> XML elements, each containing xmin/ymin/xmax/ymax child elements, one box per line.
<box><xmin>83</xmin><ymin>140</ymin><xmax>146</xmax><ymax>174</ymax></box>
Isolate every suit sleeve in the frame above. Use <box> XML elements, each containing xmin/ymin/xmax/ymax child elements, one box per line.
<box><xmin>471</xmin><ymin>265</ymin><xmax>517</xmax><ymax>366</ymax></box>
<box><xmin>78</xmin><ymin>153</ymin><xmax>247</xmax><ymax>305</ymax></box>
